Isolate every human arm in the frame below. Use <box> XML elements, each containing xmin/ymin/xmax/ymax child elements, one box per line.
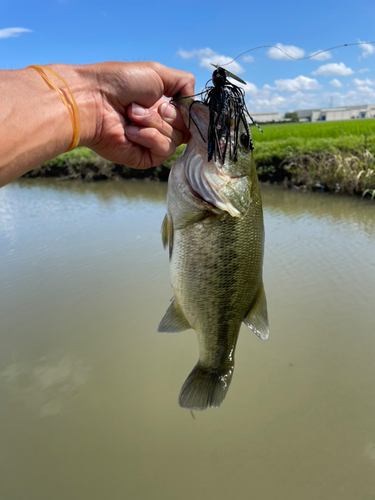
<box><xmin>0</xmin><ymin>61</ymin><xmax>195</xmax><ymax>187</ymax></box>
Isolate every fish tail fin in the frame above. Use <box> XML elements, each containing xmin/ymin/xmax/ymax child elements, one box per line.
<box><xmin>178</xmin><ymin>362</ymin><xmax>234</xmax><ymax>411</ymax></box>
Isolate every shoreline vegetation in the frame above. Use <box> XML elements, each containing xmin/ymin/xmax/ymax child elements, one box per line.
<box><xmin>23</xmin><ymin>119</ymin><xmax>375</xmax><ymax>198</ymax></box>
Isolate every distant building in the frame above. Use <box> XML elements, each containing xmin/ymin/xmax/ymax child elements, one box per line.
<box><xmin>296</xmin><ymin>104</ymin><xmax>375</xmax><ymax>122</ymax></box>
<box><xmin>248</xmin><ymin>111</ymin><xmax>283</xmax><ymax>123</ymax></box>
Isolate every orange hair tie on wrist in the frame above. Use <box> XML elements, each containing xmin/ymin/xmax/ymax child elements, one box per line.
<box><xmin>27</xmin><ymin>65</ymin><xmax>81</xmax><ymax>151</ymax></box>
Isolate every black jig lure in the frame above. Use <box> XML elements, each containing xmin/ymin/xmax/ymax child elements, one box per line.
<box><xmin>200</xmin><ymin>64</ymin><xmax>262</xmax><ymax>164</ymax></box>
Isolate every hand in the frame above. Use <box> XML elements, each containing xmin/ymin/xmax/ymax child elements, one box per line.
<box><xmin>0</xmin><ymin>61</ymin><xmax>194</xmax><ymax>187</ymax></box>
<box><xmin>84</xmin><ymin>62</ymin><xmax>195</xmax><ymax>168</ymax></box>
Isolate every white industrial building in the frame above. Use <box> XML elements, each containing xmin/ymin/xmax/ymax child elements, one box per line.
<box><xmin>296</xmin><ymin>104</ymin><xmax>375</xmax><ymax>122</ymax></box>
<box><xmin>248</xmin><ymin>111</ymin><xmax>283</xmax><ymax>123</ymax></box>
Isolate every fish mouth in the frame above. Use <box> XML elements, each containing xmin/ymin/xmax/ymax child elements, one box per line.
<box><xmin>173</xmin><ymin>95</ymin><xmax>252</xmax><ymax>218</ymax></box>
<box><xmin>173</xmin><ymin>94</ymin><xmax>244</xmax><ymax>173</ymax></box>
<box><xmin>182</xmin><ymin>145</ymin><xmax>251</xmax><ymax>218</ymax></box>
<box><xmin>172</xmin><ymin>94</ymin><xmax>210</xmax><ymax>143</ymax></box>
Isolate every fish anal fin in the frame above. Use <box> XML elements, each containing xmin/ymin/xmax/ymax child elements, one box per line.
<box><xmin>157</xmin><ymin>299</ymin><xmax>191</xmax><ymax>333</ymax></box>
<box><xmin>243</xmin><ymin>282</ymin><xmax>269</xmax><ymax>340</ymax></box>
<box><xmin>161</xmin><ymin>214</ymin><xmax>174</xmax><ymax>260</ymax></box>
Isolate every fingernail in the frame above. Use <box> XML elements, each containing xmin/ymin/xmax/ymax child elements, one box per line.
<box><xmin>125</xmin><ymin>124</ymin><xmax>138</xmax><ymax>136</ymax></box>
<box><xmin>131</xmin><ymin>103</ymin><xmax>147</xmax><ymax>116</ymax></box>
<box><xmin>161</xmin><ymin>103</ymin><xmax>176</xmax><ymax>120</ymax></box>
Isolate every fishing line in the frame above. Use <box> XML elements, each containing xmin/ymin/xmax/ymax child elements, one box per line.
<box><xmin>176</xmin><ymin>40</ymin><xmax>375</xmax><ymax>164</ymax></box>
<box><xmin>219</xmin><ymin>41</ymin><xmax>375</xmax><ymax>66</ymax></box>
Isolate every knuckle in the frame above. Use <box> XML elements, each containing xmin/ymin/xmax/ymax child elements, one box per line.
<box><xmin>186</xmin><ymin>73</ymin><xmax>195</xmax><ymax>87</ymax></box>
<box><xmin>147</xmin><ymin>127</ymin><xmax>160</xmax><ymax>142</ymax></box>
<box><xmin>148</xmin><ymin>61</ymin><xmax>161</xmax><ymax>72</ymax></box>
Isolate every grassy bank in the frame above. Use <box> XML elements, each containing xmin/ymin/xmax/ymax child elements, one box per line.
<box><xmin>24</xmin><ymin>119</ymin><xmax>375</xmax><ymax>198</ymax></box>
<box><xmin>249</xmin><ymin>119</ymin><xmax>375</xmax><ymax>196</ymax></box>
<box><xmin>252</xmin><ymin>120</ymin><xmax>375</xmax><ymax>196</ymax></box>
<box><xmin>23</xmin><ymin>146</ymin><xmax>184</xmax><ymax>182</ymax></box>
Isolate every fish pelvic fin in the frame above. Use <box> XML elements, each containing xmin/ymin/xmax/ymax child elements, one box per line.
<box><xmin>243</xmin><ymin>282</ymin><xmax>269</xmax><ymax>340</ymax></box>
<box><xmin>157</xmin><ymin>298</ymin><xmax>191</xmax><ymax>333</ymax></box>
<box><xmin>179</xmin><ymin>362</ymin><xmax>234</xmax><ymax>411</ymax></box>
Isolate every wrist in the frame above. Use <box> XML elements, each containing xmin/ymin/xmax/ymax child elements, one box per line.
<box><xmin>45</xmin><ymin>63</ymin><xmax>100</xmax><ymax>149</ymax></box>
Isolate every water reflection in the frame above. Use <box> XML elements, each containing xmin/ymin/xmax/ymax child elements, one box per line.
<box><xmin>364</xmin><ymin>443</ymin><xmax>375</xmax><ymax>465</ymax></box>
<box><xmin>1</xmin><ymin>355</ymin><xmax>90</xmax><ymax>417</ymax></box>
<box><xmin>261</xmin><ymin>184</ymin><xmax>375</xmax><ymax>234</ymax></box>
<box><xmin>14</xmin><ymin>178</ymin><xmax>169</xmax><ymax>204</ymax></box>
<box><xmin>1</xmin><ymin>179</ymin><xmax>375</xmax><ymax>500</ymax></box>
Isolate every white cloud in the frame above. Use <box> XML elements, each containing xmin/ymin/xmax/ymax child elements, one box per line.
<box><xmin>244</xmin><ymin>76</ymin><xmax>375</xmax><ymax>114</ymax></box>
<box><xmin>329</xmin><ymin>79</ymin><xmax>343</xmax><ymax>88</ymax></box>
<box><xmin>267</xmin><ymin>43</ymin><xmax>305</xmax><ymax>60</ymax></box>
<box><xmin>223</xmin><ymin>79</ymin><xmax>258</xmax><ymax>97</ymax></box>
<box><xmin>241</xmin><ymin>79</ymin><xmax>321</xmax><ymax>113</ymax></box>
<box><xmin>177</xmin><ymin>48</ymin><xmax>209</xmax><ymax>59</ymax></box>
<box><xmin>0</xmin><ymin>27</ymin><xmax>32</xmax><ymax>39</ymax></box>
<box><xmin>177</xmin><ymin>47</ymin><xmax>244</xmax><ymax>74</ymax></box>
<box><xmin>247</xmin><ymin>83</ymin><xmax>375</xmax><ymax>113</ymax></box>
<box><xmin>242</xmin><ymin>81</ymin><xmax>258</xmax><ymax>95</ymax></box>
<box><xmin>358</xmin><ymin>39</ymin><xmax>375</xmax><ymax>59</ymax></box>
<box><xmin>327</xmin><ymin>87</ymin><xmax>375</xmax><ymax>107</ymax></box>
<box><xmin>353</xmin><ymin>78</ymin><xmax>375</xmax><ymax>87</ymax></box>
<box><xmin>310</xmin><ymin>50</ymin><xmax>332</xmax><ymax>61</ymax></box>
<box><xmin>273</xmin><ymin>75</ymin><xmax>321</xmax><ymax>92</ymax></box>
<box><xmin>249</xmin><ymin>95</ymin><xmax>286</xmax><ymax>111</ymax></box>
<box><xmin>358</xmin><ymin>68</ymin><xmax>370</xmax><ymax>73</ymax></box>
<box><xmin>242</xmin><ymin>55</ymin><xmax>254</xmax><ymax>63</ymax></box>
<box><xmin>312</xmin><ymin>62</ymin><xmax>354</xmax><ymax>77</ymax></box>
<box><xmin>248</xmin><ymin>90</ymin><xmax>322</xmax><ymax>113</ymax></box>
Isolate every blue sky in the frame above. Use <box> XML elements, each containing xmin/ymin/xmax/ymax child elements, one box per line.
<box><xmin>1</xmin><ymin>0</ymin><xmax>374</xmax><ymax>113</ymax></box>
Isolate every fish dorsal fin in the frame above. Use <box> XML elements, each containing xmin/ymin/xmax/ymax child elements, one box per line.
<box><xmin>243</xmin><ymin>282</ymin><xmax>269</xmax><ymax>340</ymax></box>
<box><xmin>157</xmin><ymin>298</ymin><xmax>191</xmax><ymax>333</ymax></box>
<box><xmin>161</xmin><ymin>214</ymin><xmax>174</xmax><ymax>260</ymax></box>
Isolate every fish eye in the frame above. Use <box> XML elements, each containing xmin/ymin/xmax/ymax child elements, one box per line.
<box><xmin>240</xmin><ymin>132</ymin><xmax>249</xmax><ymax>148</ymax></box>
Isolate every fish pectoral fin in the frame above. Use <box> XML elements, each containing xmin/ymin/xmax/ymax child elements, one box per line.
<box><xmin>174</xmin><ymin>210</ymin><xmax>209</xmax><ymax>231</ymax></box>
<box><xmin>243</xmin><ymin>282</ymin><xmax>269</xmax><ymax>340</ymax></box>
<box><xmin>161</xmin><ymin>214</ymin><xmax>174</xmax><ymax>260</ymax></box>
<box><xmin>157</xmin><ymin>298</ymin><xmax>191</xmax><ymax>333</ymax></box>
<box><xmin>161</xmin><ymin>214</ymin><xmax>169</xmax><ymax>250</ymax></box>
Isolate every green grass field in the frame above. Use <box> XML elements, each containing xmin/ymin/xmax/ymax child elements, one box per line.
<box><xmin>251</xmin><ymin>119</ymin><xmax>375</xmax><ymax>142</ymax></box>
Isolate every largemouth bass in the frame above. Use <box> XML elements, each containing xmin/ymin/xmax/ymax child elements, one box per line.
<box><xmin>158</xmin><ymin>95</ymin><xmax>269</xmax><ymax>411</ymax></box>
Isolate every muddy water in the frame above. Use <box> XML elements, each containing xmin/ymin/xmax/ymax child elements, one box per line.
<box><xmin>1</xmin><ymin>179</ymin><xmax>375</xmax><ymax>500</ymax></box>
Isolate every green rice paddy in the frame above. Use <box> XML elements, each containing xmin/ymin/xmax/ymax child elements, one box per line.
<box><xmin>251</xmin><ymin>118</ymin><xmax>375</xmax><ymax>142</ymax></box>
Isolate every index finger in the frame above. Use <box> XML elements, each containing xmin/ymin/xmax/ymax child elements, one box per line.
<box><xmin>149</xmin><ymin>62</ymin><xmax>195</xmax><ymax>98</ymax></box>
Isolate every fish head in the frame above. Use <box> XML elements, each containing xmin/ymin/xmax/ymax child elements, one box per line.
<box><xmin>172</xmin><ymin>95</ymin><xmax>254</xmax><ymax>218</ymax></box>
